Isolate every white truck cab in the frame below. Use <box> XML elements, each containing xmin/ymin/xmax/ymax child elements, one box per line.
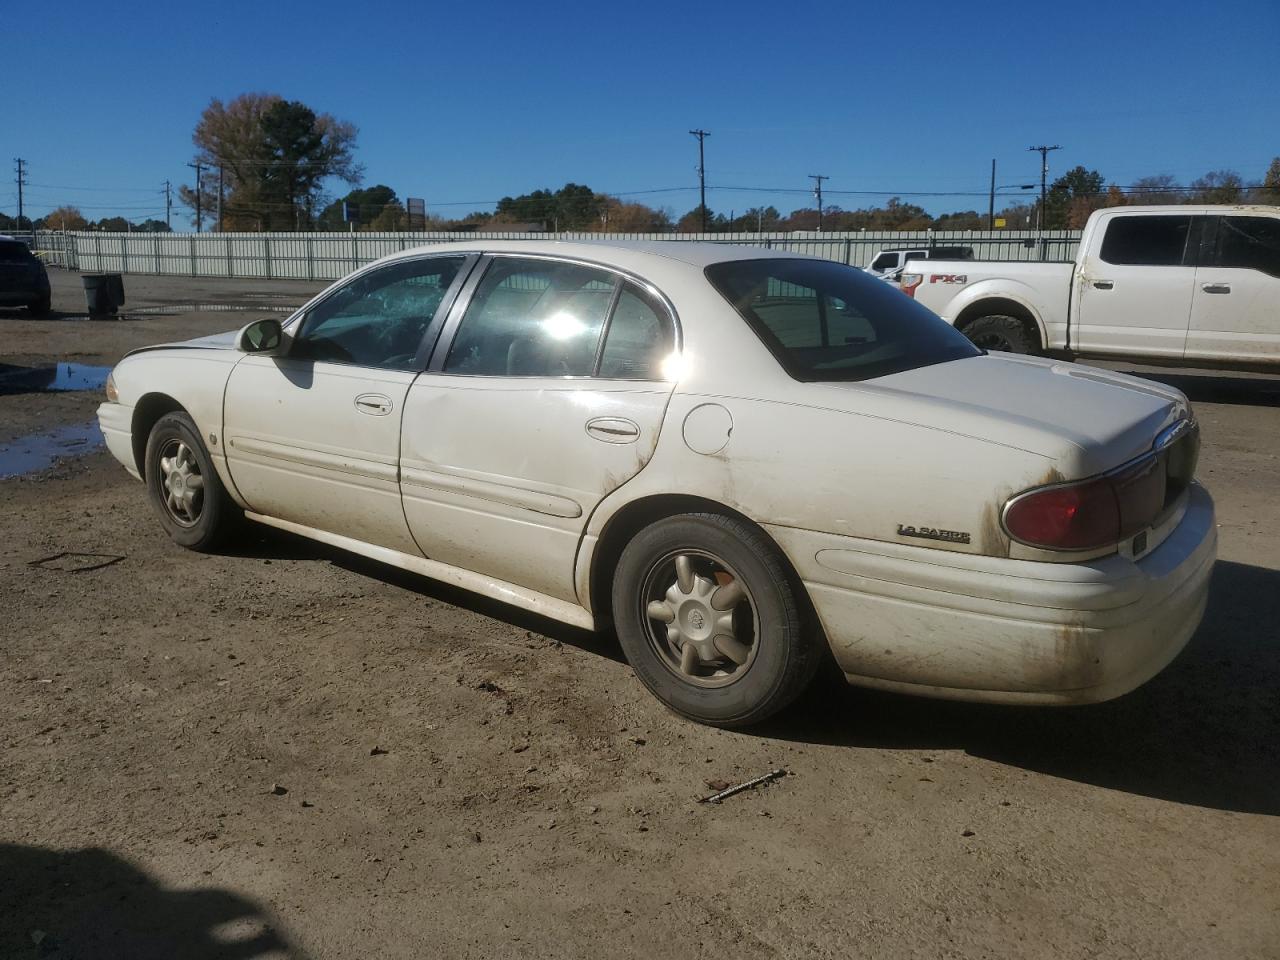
<box><xmin>903</xmin><ymin>206</ymin><xmax>1280</xmax><ymax>370</ymax></box>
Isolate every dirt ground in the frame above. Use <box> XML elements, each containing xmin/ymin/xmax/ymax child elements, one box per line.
<box><xmin>2</xmin><ymin>269</ymin><xmax>1278</xmax><ymax>959</ymax></box>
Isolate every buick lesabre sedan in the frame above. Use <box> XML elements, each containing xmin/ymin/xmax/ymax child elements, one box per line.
<box><xmin>98</xmin><ymin>241</ymin><xmax>1216</xmax><ymax>726</ymax></box>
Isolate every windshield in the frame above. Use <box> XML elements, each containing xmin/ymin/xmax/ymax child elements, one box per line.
<box><xmin>705</xmin><ymin>258</ymin><xmax>981</xmax><ymax>382</ymax></box>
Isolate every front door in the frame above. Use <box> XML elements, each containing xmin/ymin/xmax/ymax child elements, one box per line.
<box><xmin>1186</xmin><ymin>214</ymin><xmax>1280</xmax><ymax>365</ymax></box>
<box><xmin>399</xmin><ymin>255</ymin><xmax>679</xmax><ymax>603</ymax></box>
<box><xmin>223</xmin><ymin>255</ymin><xmax>471</xmax><ymax>554</ymax></box>
<box><xmin>1072</xmin><ymin>213</ymin><xmax>1202</xmax><ymax>358</ymax></box>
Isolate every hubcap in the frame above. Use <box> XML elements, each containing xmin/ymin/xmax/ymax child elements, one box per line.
<box><xmin>641</xmin><ymin>551</ymin><xmax>758</xmax><ymax>687</ymax></box>
<box><xmin>157</xmin><ymin>439</ymin><xmax>205</xmax><ymax>527</ymax></box>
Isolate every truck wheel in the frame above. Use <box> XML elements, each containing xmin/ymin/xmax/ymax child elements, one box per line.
<box><xmin>28</xmin><ymin>294</ymin><xmax>51</xmax><ymax>317</ymax></box>
<box><xmin>963</xmin><ymin>315</ymin><xmax>1037</xmax><ymax>355</ymax></box>
<box><xmin>611</xmin><ymin>513</ymin><xmax>822</xmax><ymax>728</ymax></box>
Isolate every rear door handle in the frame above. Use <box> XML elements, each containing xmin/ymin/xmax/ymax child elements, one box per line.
<box><xmin>1092</xmin><ymin>280</ymin><xmax>1114</xmax><ymax>290</ymax></box>
<box><xmin>1201</xmin><ymin>283</ymin><xmax>1231</xmax><ymax>294</ymax></box>
<box><xmin>354</xmin><ymin>393</ymin><xmax>394</xmax><ymax>416</ymax></box>
<box><xmin>586</xmin><ymin>417</ymin><xmax>640</xmax><ymax>443</ymax></box>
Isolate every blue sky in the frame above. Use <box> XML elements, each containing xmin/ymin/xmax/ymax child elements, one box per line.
<box><xmin>3</xmin><ymin>0</ymin><xmax>1277</xmax><ymax>224</ymax></box>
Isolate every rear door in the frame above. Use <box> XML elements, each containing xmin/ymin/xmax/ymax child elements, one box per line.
<box><xmin>1072</xmin><ymin>214</ymin><xmax>1203</xmax><ymax>358</ymax></box>
<box><xmin>398</xmin><ymin>255</ymin><xmax>678</xmax><ymax>603</ymax></box>
<box><xmin>223</xmin><ymin>255</ymin><xmax>472</xmax><ymax>555</ymax></box>
<box><xmin>1185</xmin><ymin>215</ymin><xmax>1280</xmax><ymax>364</ymax></box>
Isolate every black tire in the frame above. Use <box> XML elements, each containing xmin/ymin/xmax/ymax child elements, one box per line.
<box><xmin>612</xmin><ymin>513</ymin><xmax>821</xmax><ymax>728</ymax></box>
<box><xmin>144</xmin><ymin>411</ymin><xmax>239</xmax><ymax>551</ymax></box>
<box><xmin>28</xmin><ymin>294</ymin><xmax>51</xmax><ymax>317</ymax></box>
<box><xmin>962</xmin><ymin>314</ymin><xmax>1038</xmax><ymax>354</ymax></box>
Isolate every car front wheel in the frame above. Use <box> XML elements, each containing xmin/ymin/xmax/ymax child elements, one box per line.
<box><xmin>144</xmin><ymin>412</ymin><xmax>238</xmax><ymax>551</ymax></box>
<box><xmin>612</xmin><ymin>513</ymin><xmax>821</xmax><ymax>728</ymax></box>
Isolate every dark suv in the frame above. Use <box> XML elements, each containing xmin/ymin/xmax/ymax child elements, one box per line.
<box><xmin>0</xmin><ymin>237</ymin><xmax>51</xmax><ymax>315</ymax></box>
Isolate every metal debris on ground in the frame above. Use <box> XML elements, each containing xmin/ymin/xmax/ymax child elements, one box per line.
<box><xmin>27</xmin><ymin>552</ymin><xmax>125</xmax><ymax>573</ymax></box>
<box><xmin>698</xmin><ymin>768</ymin><xmax>788</xmax><ymax>804</ymax></box>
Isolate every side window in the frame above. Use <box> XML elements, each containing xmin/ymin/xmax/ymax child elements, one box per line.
<box><xmin>1215</xmin><ymin>217</ymin><xmax>1280</xmax><ymax>278</ymax></box>
<box><xmin>871</xmin><ymin>253</ymin><xmax>897</xmax><ymax>272</ymax></box>
<box><xmin>293</xmin><ymin>256</ymin><xmax>465</xmax><ymax>368</ymax></box>
<box><xmin>444</xmin><ymin>258</ymin><xmax>616</xmax><ymax>376</ymax></box>
<box><xmin>1099</xmin><ymin>216</ymin><xmax>1193</xmax><ymax>266</ymax></box>
<box><xmin>598</xmin><ymin>283</ymin><xmax>674</xmax><ymax>379</ymax></box>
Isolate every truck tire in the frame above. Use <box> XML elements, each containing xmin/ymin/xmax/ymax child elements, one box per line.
<box><xmin>963</xmin><ymin>315</ymin><xmax>1038</xmax><ymax>355</ymax></box>
<box><xmin>28</xmin><ymin>294</ymin><xmax>51</xmax><ymax>317</ymax></box>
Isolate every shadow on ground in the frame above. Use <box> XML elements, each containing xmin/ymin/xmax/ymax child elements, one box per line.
<box><xmin>228</xmin><ymin>525</ymin><xmax>616</xmax><ymax>662</ymax></box>
<box><xmin>231</xmin><ymin>527</ymin><xmax>1279</xmax><ymax>816</ymax></box>
<box><xmin>1117</xmin><ymin>368</ymin><xmax>1280</xmax><ymax>407</ymax></box>
<box><xmin>763</xmin><ymin>559</ymin><xmax>1280</xmax><ymax>816</ymax></box>
<box><xmin>0</xmin><ymin>844</ymin><xmax>308</xmax><ymax>959</ymax></box>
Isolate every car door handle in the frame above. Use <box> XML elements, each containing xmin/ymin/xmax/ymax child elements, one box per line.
<box><xmin>1092</xmin><ymin>280</ymin><xmax>1114</xmax><ymax>290</ymax></box>
<box><xmin>354</xmin><ymin>393</ymin><xmax>394</xmax><ymax>416</ymax></box>
<box><xmin>1201</xmin><ymin>283</ymin><xmax>1231</xmax><ymax>294</ymax></box>
<box><xmin>585</xmin><ymin>417</ymin><xmax>640</xmax><ymax>443</ymax></box>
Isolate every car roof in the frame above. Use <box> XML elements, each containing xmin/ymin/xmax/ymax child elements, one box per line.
<box><xmin>373</xmin><ymin>237</ymin><xmax>822</xmax><ymax>272</ymax></box>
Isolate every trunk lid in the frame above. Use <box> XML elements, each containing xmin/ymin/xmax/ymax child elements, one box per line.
<box><xmin>840</xmin><ymin>353</ymin><xmax>1190</xmax><ymax>477</ymax></box>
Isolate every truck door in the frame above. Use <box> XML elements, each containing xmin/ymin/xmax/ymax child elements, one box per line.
<box><xmin>1185</xmin><ymin>215</ymin><xmax>1280</xmax><ymax>365</ymax></box>
<box><xmin>1072</xmin><ymin>214</ymin><xmax>1202</xmax><ymax>359</ymax></box>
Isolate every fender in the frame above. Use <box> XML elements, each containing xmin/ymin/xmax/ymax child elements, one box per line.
<box><xmin>940</xmin><ymin>277</ymin><xmax>1056</xmax><ymax>351</ymax></box>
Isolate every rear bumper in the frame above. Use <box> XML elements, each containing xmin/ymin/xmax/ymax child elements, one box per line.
<box><xmin>766</xmin><ymin>483</ymin><xmax>1216</xmax><ymax>705</ymax></box>
<box><xmin>97</xmin><ymin>402</ymin><xmax>141</xmax><ymax>480</ymax></box>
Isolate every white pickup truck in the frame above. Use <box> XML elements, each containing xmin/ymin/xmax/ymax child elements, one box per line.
<box><xmin>902</xmin><ymin>205</ymin><xmax>1280</xmax><ymax>370</ymax></box>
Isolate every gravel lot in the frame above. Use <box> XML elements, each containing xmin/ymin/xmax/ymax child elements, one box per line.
<box><xmin>2</xmin><ymin>268</ymin><xmax>1278</xmax><ymax>959</ymax></box>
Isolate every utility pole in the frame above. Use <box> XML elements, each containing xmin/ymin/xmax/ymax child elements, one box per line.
<box><xmin>1028</xmin><ymin>144</ymin><xmax>1061</xmax><ymax>231</ymax></box>
<box><xmin>689</xmin><ymin>129</ymin><xmax>710</xmax><ymax>232</ymax></box>
<box><xmin>809</xmin><ymin>174</ymin><xmax>829</xmax><ymax>232</ymax></box>
<box><xmin>14</xmin><ymin>158</ymin><xmax>27</xmax><ymax>230</ymax></box>
<box><xmin>217</xmin><ymin>164</ymin><xmax>224</xmax><ymax>233</ymax></box>
<box><xmin>163</xmin><ymin>180</ymin><xmax>172</xmax><ymax>230</ymax></box>
<box><xmin>988</xmin><ymin>158</ymin><xmax>996</xmax><ymax>229</ymax></box>
<box><xmin>187</xmin><ymin>161</ymin><xmax>204</xmax><ymax>232</ymax></box>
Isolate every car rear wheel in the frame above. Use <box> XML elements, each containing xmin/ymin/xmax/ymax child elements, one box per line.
<box><xmin>612</xmin><ymin>513</ymin><xmax>821</xmax><ymax>728</ymax></box>
<box><xmin>144</xmin><ymin>412</ymin><xmax>238</xmax><ymax>551</ymax></box>
<box><xmin>963</xmin><ymin>314</ymin><xmax>1037</xmax><ymax>354</ymax></box>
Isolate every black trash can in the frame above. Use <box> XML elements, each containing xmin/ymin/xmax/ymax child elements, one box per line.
<box><xmin>82</xmin><ymin>273</ymin><xmax>125</xmax><ymax>317</ymax></box>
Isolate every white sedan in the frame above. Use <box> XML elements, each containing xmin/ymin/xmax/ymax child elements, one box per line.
<box><xmin>98</xmin><ymin>240</ymin><xmax>1216</xmax><ymax>727</ymax></box>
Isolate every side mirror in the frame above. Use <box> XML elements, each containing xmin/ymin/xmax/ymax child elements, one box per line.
<box><xmin>237</xmin><ymin>317</ymin><xmax>285</xmax><ymax>355</ymax></box>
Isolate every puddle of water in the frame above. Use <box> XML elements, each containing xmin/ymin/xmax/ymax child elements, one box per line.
<box><xmin>128</xmin><ymin>303</ymin><xmax>297</xmax><ymax>316</ymax></box>
<box><xmin>0</xmin><ymin>363</ymin><xmax>112</xmax><ymax>395</ymax></box>
<box><xmin>0</xmin><ymin>421</ymin><xmax>105</xmax><ymax>478</ymax></box>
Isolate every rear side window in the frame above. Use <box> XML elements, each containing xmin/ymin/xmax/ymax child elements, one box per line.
<box><xmin>1214</xmin><ymin>216</ymin><xmax>1280</xmax><ymax>278</ymax></box>
<box><xmin>1099</xmin><ymin>216</ymin><xmax>1194</xmax><ymax>266</ymax></box>
<box><xmin>705</xmin><ymin>258</ymin><xmax>980</xmax><ymax>382</ymax></box>
<box><xmin>598</xmin><ymin>283</ymin><xmax>673</xmax><ymax>379</ymax></box>
<box><xmin>445</xmin><ymin>258</ymin><xmax>617</xmax><ymax>376</ymax></box>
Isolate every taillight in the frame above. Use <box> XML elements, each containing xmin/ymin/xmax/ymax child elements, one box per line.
<box><xmin>1003</xmin><ymin>423</ymin><xmax>1196</xmax><ymax>551</ymax></box>
<box><xmin>900</xmin><ymin>272</ymin><xmax>923</xmax><ymax>298</ymax></box>
<box><xmin>1004</xmin><ymin>477</ymin><xmax>1121</xmax><ymax>550</ymax></box>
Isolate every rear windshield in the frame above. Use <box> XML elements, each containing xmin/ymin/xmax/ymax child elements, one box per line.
<box><xmin>705</xmin><ymin>258</ymin><xmax>981</xmax><ymax>382</ymax></box>
<box><xmin>0</xmin><ymin>241</ymin><xmax>33</xmax><ymax>262</ymax></box>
